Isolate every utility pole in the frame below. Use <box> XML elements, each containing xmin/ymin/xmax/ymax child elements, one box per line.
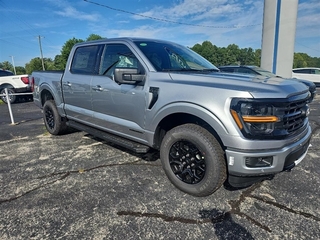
<box><xmin>37</xmin><ymin>35</ymin><xmax>45</xmax><ymax>71</ymax></box>
<box><xmin>9</xmin><ymin>56</ymin><xmax>17</xmax><ymax>75</ymax></box>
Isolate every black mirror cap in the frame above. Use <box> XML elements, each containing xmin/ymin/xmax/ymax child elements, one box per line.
<box><xmin>114</xmin><ymin>67</ymin><xmax>144</xmax><ymax>85</ymax></box>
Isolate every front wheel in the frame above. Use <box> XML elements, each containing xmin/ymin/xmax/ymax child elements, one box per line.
<box><xmin>160</xmin><ymin>124</ymin><xmax>226</xmax><ymax>197</ymax></box>
<box><xmin>0</xmin><ymin>88</ymin><xmax>17</xmax><ymax>104</ymax></box>
<box><xmin>43</xmin><ymin>100</ymin><xmax>68</xmax><ymax>135</ymax></box>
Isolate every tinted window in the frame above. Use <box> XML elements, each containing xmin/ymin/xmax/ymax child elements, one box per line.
<box><xmin>293</xmin><ymin>69</ymin><xmax>311</xmax><ymax>74</ymax></box>
<box><xmin>134</xmin><ymin>40</ymin><xmax>218</xmax><ymax>71</ymax></box>
<box><xmin>70</xmin><ymin>45</ymin><xmax>102</xmax><ymax>74</ymax></box>
<box><xmin>99</xmin><ymin>44</ymin><xmax>139</xmax><ymax>76</ymax></box>
<box><xmin>0</xmin><ymin>70</ymin><xmax>14</xmax><ymax>76</ymax></box>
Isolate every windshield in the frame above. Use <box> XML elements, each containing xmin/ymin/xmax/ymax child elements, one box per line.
<box><xmin>134</xmin><ymin>40</ymin><xmax>219</xmax><ymax>72</ymax></box>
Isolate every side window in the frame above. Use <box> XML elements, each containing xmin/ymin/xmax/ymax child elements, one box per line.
<box><xmin>99</xmin><ymin>44</ymin><xmax>140</xmax><ymax>77</ymax></box>
<box><xmin>293</xmin><ymin>69</ymin><xmax>310</xmax><ymax>74</ymax></box>
<box><xmin>70</xmin><ymin>45</ymin><xmax>101</xmax><ymax>75</ymax></box>
<box><xmin>314</xmin><ymin>69</ymin><xmax>320</xmax><ymax>75</ymax></box>
<box><xmin>0</xmin><ymin>70</ymin><xmax>14</xmax><ymax>76</ymax></box>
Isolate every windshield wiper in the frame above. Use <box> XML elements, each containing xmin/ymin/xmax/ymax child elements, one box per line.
<box><xmin>199</xmin><ymin>68</ymin><xmax>219</xmax><ymax>72</ymax></box>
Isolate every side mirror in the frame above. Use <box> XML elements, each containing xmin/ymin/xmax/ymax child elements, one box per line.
<box><xmin>114</xmin><ymin>67</ymin><xmax>144</xmax><ymax>85</ymax></box>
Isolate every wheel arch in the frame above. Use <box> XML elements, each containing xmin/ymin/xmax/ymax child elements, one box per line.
<box><xmin>0</xmin><ymin>83</ymin><xmax>14</xmax><ymax>90</ymax></box>
<box><xmin>151</xmin><ymin>103</ymin><xmax>228</xmax><ymax>150</ymax></box>
<box><xmin>40</xmin><ymin>88</ymin><xmax>54</xmax><ymax>106</ymax></box>
<box><xmin>38</xmin><ymin>83</ymin><xmax>66</xmax><ymax>117</ymax></box>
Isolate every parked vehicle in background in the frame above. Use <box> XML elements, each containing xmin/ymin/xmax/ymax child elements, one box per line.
<box><xmin>292</xmin><ymin>67</ymin><xmax>320</xmax><ymax>87</ymax></box>
<box><xmin>32</xmin><ymin>38</ymin><xmax>312</xmax><ymax>197</ymax></box>
<box><xmin>0</xmin><ymin>69</ymin><xmax>14</xmax><ymax>77</ymax></box>
<box><xmin>218</xmin><ymin>65</ymin><xmax>316</xmax><ymax>103</ymax></box>
<box><xmin>0</xmin><ymin>69</ymin><xmax>32</xmax><ymax>104</ymax></box>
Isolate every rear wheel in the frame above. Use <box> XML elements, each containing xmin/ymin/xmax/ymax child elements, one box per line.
<box><xmin>43</xmin><ymin>100</ymin><xmax>68</xmax><ymax>135</ymax></box>
<box><xmin>0</xmin><ymin>88</ymin><xmax>16</xmax><ymax>104</ymax></box>
<box><xmin>160</xmin><ymin>124</ymin><xmax>226</xmax><ymax>197</ymax></box>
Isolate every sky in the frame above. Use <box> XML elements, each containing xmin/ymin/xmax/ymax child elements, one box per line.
<box><xmin>0</xmin><ymin>0</ymin><xmax>319</xmax><ymax>67</ymax></box>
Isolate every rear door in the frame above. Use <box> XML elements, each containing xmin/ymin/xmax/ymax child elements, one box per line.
<box><xmin>62</xmin><ymin>44</ymin><xmax>103</xmax><ymax>123</ymax></box>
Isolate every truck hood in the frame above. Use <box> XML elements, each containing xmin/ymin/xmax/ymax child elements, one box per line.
<box><xmin>168</xmin><ymin>72</ymin><xmax>309</xmax><ymax>99</ymax></box>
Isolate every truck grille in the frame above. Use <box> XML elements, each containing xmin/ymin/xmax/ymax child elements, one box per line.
<box><xmin>275</xmin><ymin>95</ymin><xmax>309</xmax><ymax>137</ymax></box>
<box><xmin>282</xmin><ymin>99</ymin><xmax>308</xmax><ymax>133</ymax></box>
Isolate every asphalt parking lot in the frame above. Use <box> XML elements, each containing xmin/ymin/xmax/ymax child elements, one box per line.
<box><xmin>0</xmin><ymin>93</ymin><xmax>319</xmax><ymax>240</ymax></box>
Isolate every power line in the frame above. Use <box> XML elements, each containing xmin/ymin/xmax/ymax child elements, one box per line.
<box><xmin>296</xmin><ymin>41</ymin><xmax>320</xmax><ymax>53</ymax></box>
<box><xmin>83</xmin><ymin>0</ymin><xmax>261</xmax><ymax>29</ymax></box>
<box><xmin>0</xmin><ymin>0</ymin><xmax>55</xmax><ymax>49</ymax></box>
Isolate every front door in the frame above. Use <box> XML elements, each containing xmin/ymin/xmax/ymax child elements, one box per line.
<box><xmin>91</xmin><ymin>43</ymin><xmax>148</xmax><ymax>143</ymax></box>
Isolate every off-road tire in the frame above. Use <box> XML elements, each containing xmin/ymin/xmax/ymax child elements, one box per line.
<box><xmin>160</xmin><ymin>124</ymin><xmax>226</xmax><ymax>197</ymax></box>
<box><xmin>43</xmin><ymin>100</ymin><xmax>68</xmax><ymax>135</ymax></box>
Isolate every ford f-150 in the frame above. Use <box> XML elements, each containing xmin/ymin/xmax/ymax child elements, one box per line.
<box><xmin>32</xmin><ymin>38</ymin><xmax>312</xmax><ymax>196</ymax></box>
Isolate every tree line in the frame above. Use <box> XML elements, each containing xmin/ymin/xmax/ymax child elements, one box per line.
<box><xmin>191</xmin><ymin>41</ymin><xmax>320</xmax><ymax>68</ymax></box>
<box><xmin>1</xmin><ymin>34</ymin><xmax>319</xmax><ymax>75</ymax></box>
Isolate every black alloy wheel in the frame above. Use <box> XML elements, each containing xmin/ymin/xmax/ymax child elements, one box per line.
<box><xmin>43</xmin><ymin>100</ymin><xmax>68</xmax><ymax>135</ymax></box>
<box><xmin>44</xmin><ymin>107</ymin><xmax>55</xmax><ymax>130</ymax></box>
<box><xmin>160</xmin><ymin>123</ymin><xmax>227</xmax><ymax>197</ymax></box>
<box><xmin>169</xmin><ymin>140</ymin><xmax>206</xmax><ymax>184</ymax></box>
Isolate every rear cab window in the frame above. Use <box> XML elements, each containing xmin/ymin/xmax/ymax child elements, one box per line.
<box><xmin>70</xmin><ymin>45</ymin><xmax>102</xmax><ymax>75</ymax></box>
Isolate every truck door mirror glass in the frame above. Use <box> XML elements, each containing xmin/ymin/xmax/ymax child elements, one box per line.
<box><xmin>114</xmin><ymin>67</ymin><xmax>144</xmax><ymax>85</ymax></box>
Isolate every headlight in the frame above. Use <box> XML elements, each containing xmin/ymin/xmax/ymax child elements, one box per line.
<box><xmin>230</xmin><ymin>99</ymin><xmax>279</xmax><ymax>139</ymax></box>
<box><xmin>230</xmin><ymin>95</ymin><xmax>309</xmax><ymax>140</ymax></box>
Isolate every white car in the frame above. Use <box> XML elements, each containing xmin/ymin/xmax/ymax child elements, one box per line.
<box><xmin>292</xmin><ymin>67</ymin><xmax>320</xmax><ymax>87</ymax></box>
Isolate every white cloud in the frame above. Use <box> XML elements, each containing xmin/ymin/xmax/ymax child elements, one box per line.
<box><xmin>130</xmin><ymin>0</ymin><xmax>263</xmax><ymax>32</ymax></box>
<box><xmin>54</xmin><ymin>6</ymin><xmax>100</xmax><ymax>22</ymax></box>
<box><xmin>43</xmin><ymin>0</ymin><xmax>101</xmax><ymax>22</ymax></box>
<box><xmin>106</xmin><ymin>25</ymin><xmax>167</xmax><ymax>39</ymax></box>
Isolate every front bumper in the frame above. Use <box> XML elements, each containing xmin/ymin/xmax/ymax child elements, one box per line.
<box><xmin>225</xmin><ymin>125</ymin><xmax>312</xmax><ymax>187</ymax></box>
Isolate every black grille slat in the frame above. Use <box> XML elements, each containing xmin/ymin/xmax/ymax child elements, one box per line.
<box><xmin>276</xmin><ymin>98</ymin><xmax>308</xmax><ymax>134</ymax></box>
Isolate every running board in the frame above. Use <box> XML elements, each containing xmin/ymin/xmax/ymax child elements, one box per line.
<box><xmin>67</xmin><ymin>120</ymin><xmax>150</xmax><ymax>153</ymax></box>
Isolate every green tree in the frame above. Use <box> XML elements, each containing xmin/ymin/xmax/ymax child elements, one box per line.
<box><xmin>86</xmin><ymin>34</ymin><xmax>104</xmax><ymax>41</ymax></box>
<box><xmin>54</xmin><ymin>37</ymin><xmax>84</xmax><ymax>70</ymax></box>
<box><xmin>191</xmin><ymin>41</ymin><xmax>219</xmax><ymax>65</ymax></box>
<box><xmin>225</xmin><ymin>44</ymin><xmax>240</xmax><ymax>65</ymax></box>
<box><xmin>15</xmin><ymin>66</ymin><xmax>26</xmax><ymax>75</ymax></box>
<box><xmin>25</xmin><ymin>57</ymin><xmax>55</xmax><ymax>74</ymax></box>
<box><xmin>238</xmin><ymin>47</ymin><xmax>255</xmax><ymax>65</ymax></box>
<box><xmin>254</xmin><ymin>49</ymin><xmax>261</xmax><ymax>67</ymax></box>
<box><xmin>53</xmin><ymin>55</ymin><xmax>64</xmax><ymax>70</ymax></box>
<box><xmin>293</xmin><ymin>53</ymin><xmax>308</xmax><ymax>68</ymax></box>
<box><xmin>0</xmin><ymin>61</ymin><xmax>14</xmax><ymax>71</ymax></box>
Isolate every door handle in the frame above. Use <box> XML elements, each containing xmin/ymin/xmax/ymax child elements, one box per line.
<box><xmin>63</xmin><ymin>82</ymin><xmax>72</xmax><ymax>87</ymax></box>
<box><xmin>92</xmin><ymin>85</ymin><xmax>104</xmax><ymax>91</ymax></box>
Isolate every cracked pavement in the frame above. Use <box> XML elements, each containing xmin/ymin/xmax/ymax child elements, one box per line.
<box><xmin>0</xmin><ymin>93</ymin><xmax>319</xmax><ymax>239</ymax></box>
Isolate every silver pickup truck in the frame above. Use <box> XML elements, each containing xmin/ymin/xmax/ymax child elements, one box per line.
<box><xmin>32</xmin><ymin>38</ymin><xmax>312</xmax><ymax>197</ymax></box>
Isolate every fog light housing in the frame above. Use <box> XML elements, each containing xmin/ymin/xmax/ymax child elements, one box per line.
<box><xmin>245</xmin><ymin>156</ymin><xmax>273</xmax><ymax>168</ymax></box>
